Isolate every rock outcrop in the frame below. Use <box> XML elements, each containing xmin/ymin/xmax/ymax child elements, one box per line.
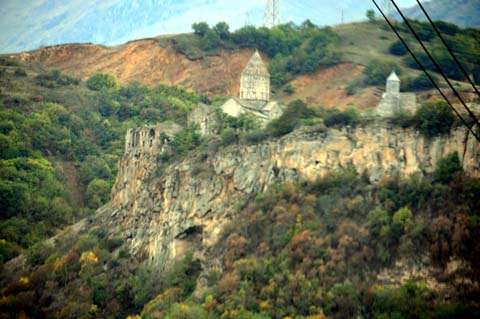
<box><xmin>95</xmin><ymin>121</ymin><xmax>479</xmax><ymax>271</ymax></box>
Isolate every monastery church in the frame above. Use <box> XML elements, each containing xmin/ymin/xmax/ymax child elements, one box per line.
<box><xmin>220</xmin><ymin>50</ymin><xmax>284</xmax><ymax>122</ymax></box>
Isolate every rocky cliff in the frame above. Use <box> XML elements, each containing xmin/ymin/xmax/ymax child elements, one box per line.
<box><xmin>93</xmin><ymin>121</ymin><xmax>479</xmax><ymax>273</ymax></box>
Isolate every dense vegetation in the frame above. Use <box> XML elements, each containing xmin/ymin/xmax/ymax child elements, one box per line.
<box><xmin>1</xmin><ymin>18</ymin><xmax>479</xmax><ymax>319</ymax></box>
<box><xmin>360</xmin><ymin>18</ymin><xmax>480</xmax><ymax>91</ymax></box>
<box><xmin>392</xmin><ymin>19</ymin><xmax>480</xmax><ymax>84</ymax></box>
<box><xmin>173</xmin><ymin>20</ymin><xmax>341</xmax><ymax>88</ymax></box>
<box><xmin>0</xmin><ymin>59</ymin><xmax>206</xmax><ymax>263</ymax></box>
<box><xmin>2</xmin><ymin>162</ymin><xmax>479</xmax><ymax>319</ymax></box>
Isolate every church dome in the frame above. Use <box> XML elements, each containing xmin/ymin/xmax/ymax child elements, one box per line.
<box><xmin>242</xmin><ymin>50</ymin><xmax>270</xmax><ymax>78</ymax></box>
<box><xmin>387</xmin><ymin>70</ymin><xmax>400</xmax><ymax>82</ymax></box>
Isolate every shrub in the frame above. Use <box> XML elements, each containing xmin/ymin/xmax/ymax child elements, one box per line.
<box><xmin>86</xmin><ymin>73</ymin><xmax>120</xmax><ymax>91</ymax></box>
<box><xmin>324</xmin><ymin>108</ymin><xmax>359</xmax><ymax>127</ymax></box>
<box><xmin>0</xmin><ymin>56</ymin><xmax>19</xmax><ymax>66</ymax></box>
<box><xmin>35</xmin><ymin>69</ymin><xmax>79</xmax><ymax>87</ymax></box>
<box><xmin>26</xmin><ymin>241</ymin><xmax>54</xmax><ymax>266</ymax></box>
<box><xmin>283</xmin><ymin>83</ymin><xmax>295</xmax><ymax>95</ymax></box>
<box><xmin>389</xmin><ymin>40</ymin><xmax>408</xmax><ymax>56</ymax></box>
<box><xmin>403</xmin><ymin>73</ymin><xmax>437</xmax><ymax>91</ymax></box>
<box><xmin>103</xmin><ymin>237</ymin><xmax>124</xmax><ymax>252</ymax></box>
<box><xmin>414</xmin><ymin>100</ymin><xmax>455</xmax><ymax>137</ymax></box>
<box><xmin>367</xmin><ymin>208</ymin><xmax>391</xmax><ymax>236</ymax></box>
<box><xmin>434</xmin><ymin>20</ymin><xmax>460</xmax><ymax>36</ymax></box>
<box><xmin>266</xmin><ymin>99</ymin><xmax>316</xmax><ymax>137</ymax></box>
<box><xmin>433</xmin><ymin>152</ymin><xmax>462</xmax><ymax>184</ymax></box>
<box><xmin>392</xmin><ymin>207</ymin><xmax>413</xmax><ymax>234</ymax></box>
<box><xmin>14</xmin><ymin>68</ymin><xmax>27</xmax><ymax>77</ymax></box>
<box><xmin>172</xmin><ymin>127</ymin><xmax>203</xmax><ymax>153</ymax></box>
<box><xmin>364</xmin><ymin>60</ymin><xmax>402</xmax><ymax>86</ymax></box>
<box><xmin>220</xmin><ymin>128</ymin><xmax>238</xmax><ymax>146</ymax></box>
<box><xmin>243</xmin><ymin>129</ymin><xmax>270</xmax><ymax>144</ymax></box>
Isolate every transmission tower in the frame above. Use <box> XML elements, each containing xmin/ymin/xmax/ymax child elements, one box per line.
<box><xmin>264</xmin><ymin>0</ymin><xmax>280</xmax><ymax>28</ymax></box>
<box><xmin>381</xmin><ymin>0</ymin><xmax>393</xmax><ymax>17</ymax></box>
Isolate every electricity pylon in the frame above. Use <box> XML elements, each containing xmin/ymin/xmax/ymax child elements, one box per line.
<box><xmin>381</xmin><ymin>0</ymin><xmax>393</xmax><ymax>17</ymax></box>
<box><xmin>264</xmin><ymin>0</ymin><xmax>280</xmax><ymax>28</ymax></box>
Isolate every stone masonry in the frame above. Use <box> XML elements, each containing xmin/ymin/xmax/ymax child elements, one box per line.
<box><xmin>376</xmin><ymin>71</ymin><xmax>417</xmax><ymax>116</ymax></box>
<box><xmin>124</xmin><ymin>122</ymin><xmax>182</xmax><ymax>154</ymax></box>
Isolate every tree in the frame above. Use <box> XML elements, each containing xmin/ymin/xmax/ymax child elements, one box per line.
<box><xmin>86</xmin><ymin>73</ymin><xmax>120</xmax><ymax>91</ymax></box>
<box><xmin>433</xmin><ymin>152</ymin><xmax>462</xmax><ymax>184</ymax></box>
<box><xmin>367</xmin><ymin>207</ymin><xmax>391</xmax><ymax>236</ymax></box>
<box><xmin>201</xmin><ymin>29</ymin><xmax>221</xmax><ymax>50</ymax></box>
<box><xmin>192</xmin><ymin>22</ymin><xmax>209</xmax><ymax>36</ymax></box>
<box><xmin>364</xmin><ymin>60</ymin><xmax>402</xmax><ymax>85</ymax></box>
<box><xmin>267</xmin><ymin>99</ymin><xmax>316</xmax><ymax>137</ymax></box>
<box><xmin>389</xmin><ymin>40</ymin><xmax>408</xmax><ymax>56</ymax></box>
<box><xmin>403</xmin><ymin>73</ymin><xmax>437</xmax><ymax>91</ymax></box>
<box><xmin>414</xmin><ymin>100</ymin><xmax>455</xmax><ymax>137</ymax></box>
<box><xmin>213</xmin><ymin>22</ymin><xmax>230</xmax><ymax>39</ymax></box>
<box><xmin>366</xmin><ymin>9</ymin><xmax>376</xmax><ymax>22</ymax></box>
<box><xmin>86</xmin><ymin>179</ymin><xmax>111</xmax><ymax>208</ymax></box>
<box><xmin>392</xmin><ymin>207</ymin><xmax>413</xmax><ymax>234</ymax></box>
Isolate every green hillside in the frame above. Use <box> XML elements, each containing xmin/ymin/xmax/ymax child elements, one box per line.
<box><xmin>0</xmin><ymin>18</ymin><xmax>480</xmax><ymax>319</ymax></box>
<box><xmin>0</xmin><ymin>59</ymin><xmax>206</xmax><ymax>263</ymax></box>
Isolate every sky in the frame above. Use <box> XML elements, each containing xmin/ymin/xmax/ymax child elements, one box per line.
<box><xmin>0</xmin><ymin>0</ymin><xmax>423</xmax><ymax>53</ymax></box>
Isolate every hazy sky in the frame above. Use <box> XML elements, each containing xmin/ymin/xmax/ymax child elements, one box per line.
<box><xmin>0</xmin><ymin>0</ymin><xmax>428</xmax><ymax>53</ymax></box>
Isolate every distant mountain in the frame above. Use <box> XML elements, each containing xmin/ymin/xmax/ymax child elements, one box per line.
<box><xmin>400</xmin><ymin>0</ymin><xmax>480</xmax><ymax>28</ymax></box>
<box><xmin>0</xmin><ymin>0</ymin><xmax>416</xmax><ymax>54</ymax></box>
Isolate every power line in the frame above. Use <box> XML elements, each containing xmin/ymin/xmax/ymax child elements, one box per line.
<box><xmin>389</xmin><ymin>0</ymin><xmax>480</xmax><ymax>131</ymax></box>
<box><xmin>371</xmin><ymin>0</ymin><xmax>480</xmax><ymax>143</ymax></box>
<box><xmin>415</xmin><ymin>0</ymin><xmax>480</xmax><ymax>99</ymax></box>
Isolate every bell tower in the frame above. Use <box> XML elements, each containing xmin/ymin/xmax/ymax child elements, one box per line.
<box><xmin>239</xmin><ymin>50</ymin><xmax>271</xmax><ymax>102</ymax></box>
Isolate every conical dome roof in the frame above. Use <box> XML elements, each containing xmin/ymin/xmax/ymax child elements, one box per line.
<box><xmin>242</xmin><ymin>50</ymin><xmax>270</xmax><ymax>77</ymax></box>
<box><xmin>387</xmin><ymin>70</ymin><xmax>400</xmax><ymax>82</ymax></box>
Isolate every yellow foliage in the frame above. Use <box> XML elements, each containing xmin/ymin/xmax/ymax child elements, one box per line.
<box><xmin>90</xmin><ymin>304</ymin><xmax>98</xmax><ymax>314</ymax></box>
<box><xmin>80</xmin><ymin>251</ymin><xmax>99</xmax><ymax>266</ymax></box>
<box><xmin>19</xmin><ymin>277</ymin><xmax>29</xmax><ymax>285</ymax></box>
<box><xmin>304</xmin><ymin>194</ymin><xmax>317</xmax><ymax>204</ymax></box>
<box><xmin>126</xmin><ymin>316</ymin><xmax>141</xmax><ymax>319</ymax></box>
<box><xmin>259</xmin><ymin>300</ymin><xmax>270</xmax><ymax>312</ymax></box>
<box><xmin>17</xmin><ymin>311</ymin><xmax>31</xmax><ymax>319</ymax></box>
<box><xmin>306</xmin><ymin>310</ymin><xmax>328</xmax><ymax>319</ymax></box>
<box><xmin>53</xmin><ymin>258</ymin><xmax>65</xmax><ymax>272</ymax></box>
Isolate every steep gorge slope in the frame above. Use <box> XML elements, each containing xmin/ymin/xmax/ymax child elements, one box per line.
<box><xmin>16</xmin><ymin>40</ymin><xmax>252</xmax><ymax>97</ymax></box>
<box><xmin>100</xmin><ymin>122</ymin><xmax>480</xmax><ymax>266</ymax></box>
<box><xmin>17</xmin><ymin>40</ymin><xmax>379</xmax><ymax>109</ymax></box>
<box><xmin>2</xmin><ymin>121</ymin><xmax>480</xmax><ymax>318</ymax></box>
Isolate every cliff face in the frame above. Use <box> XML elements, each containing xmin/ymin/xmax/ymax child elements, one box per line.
<box><xmin>95</xmin><ymin>122</ymin><xmax>479</xmax><ymax>271</ymax></box>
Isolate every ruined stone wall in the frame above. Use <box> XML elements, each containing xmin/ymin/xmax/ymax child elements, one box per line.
<box><xmin>187</xmin><ymin>104</ymin><xmax>218</xmax><ymax>136</ymax></box>
<box><xmin>124</xmin><ymin>123</ymin><xmax>182</xmax><ymax>155</ymax></box>
<box><xmin>377</xmin><ymin>93</ymin><xmax>417</xmax><ymax>117</ymax></box>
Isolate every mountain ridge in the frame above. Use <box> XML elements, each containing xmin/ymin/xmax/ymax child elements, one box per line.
<box><xmin>0</xmin><ymin>0</ymin><xmax>417</xmax><ymax>54</ymax></box>
<box><xmin>400</xmin><ymin>0</ymin><xmax>480</xmax><ymax>28</ymax></box>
